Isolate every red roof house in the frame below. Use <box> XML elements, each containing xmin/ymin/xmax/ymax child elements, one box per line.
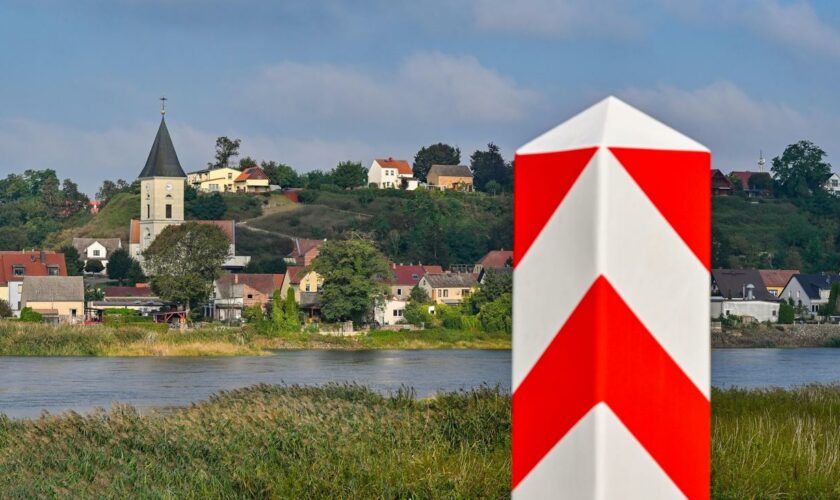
<box><xmin>0</xmin><ymin>251</ymin><xmax>68</xmax><ymax>286</ymax></box>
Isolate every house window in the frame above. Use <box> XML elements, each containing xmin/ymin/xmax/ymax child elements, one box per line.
<box><xmin>147</xmin><ymin>204</ymin><xmax>151</xmax><ymax>218</ymax></box>
<box><xmin>13</xmin><ymin>266</ymin><xmax>24</xmax><ymax>276</ymax></box>
<box><xmin>93</xmin><ymin>249</ymin><xmax>101</xmax><ymax>257</ymax></box>
<box><xmin>48</xmin><ymin>266</ymin><xmax>59</xmax><ymax>276</ymax></box>
<box><xmin>396</xmin><ymin>288</ymin><xmax>402</xmax><ymax>296</ymax></box>
<box><xmin>442</xmin><ymin>289</ymin><xmax>448</xmax><ymax>298</ymax></box>
<box><xmin>411</xmin><ymin>274</ymin><xmax>418</xmax><ymax>280</ymax></box>
<box><xmin>70</xmin><ymin>309</ymin><xmax>77</xmax><ymax>318</ymax></box>
<box><xmin>812</xmin><ymin>304</ymin><xmax>820</xmax><ymax>313</ymax></box>
<box><xmin>393</xmin><ymin>309</ymin><xmax>403</xmax><ymax>317</ymax></box>
<box><xmin>228</xmin><ymin>173</ymin><xmax>233</xmax><ymax>179</ymax></box>
<box><xmin>247</xmin><ymin>294</ymin><xmax>253</xmax><ymax>299</ymax></box>
<box><xmin>166</xmin><ymin>204</ymin><xmax>172</xmax><ymax>219</ymax></box>
<box><xmin>772</xmin><ymin>310</ymin><xmax>777</xmax><ymax>317</ymax></box>
<box><xmin>305</xmin><ymin>283</ymin><xmax>311</xmax><ymax>292</ymax></box>
<box><xmin>462</xmin><ymin>289</ymin><xmax>470</xmax><ymax>296</ymax></box>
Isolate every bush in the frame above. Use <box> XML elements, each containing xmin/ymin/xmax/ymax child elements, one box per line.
<box><xmin>0</xmin><ymin>299</ymin><xmax>12</xmax><ymax>318</ymax></box>
<box><xmin>84</xmin><ymin>259</ymin><xmax>104</xmax><ymax>273</ymax></box>
<box><xmin>297</xmin><ymin>190</ymin><xmax>320</xmax><ymax>204</ymax></box>
<box><xmin>778</xmin><ymin>302</ymin><xmax>795</xmax><ymax>324</ymax></box>
<box><xmin>404</xmin><ymin>302</ymin><xmax>434</xmax><ymax>327</ymax></box>
<box><xmin>478</xmin><ymin>293</ymin><xmax>512</xmax><ymax>333</ymax></box>
<box><xmin>19</xmin><ymin>307</ymin><xmax>43</xmax><ymax>323</ymax></box>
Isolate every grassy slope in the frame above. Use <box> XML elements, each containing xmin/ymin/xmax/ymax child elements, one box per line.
<box><xmin>47</xmin><ymin>192</ymin><xmax>140</xmax><ymax>248</ymax></box>
<box><xmin>0</xmin><ymin>384</ymin><xmax>510</xmax><ymax>497</ymax></box>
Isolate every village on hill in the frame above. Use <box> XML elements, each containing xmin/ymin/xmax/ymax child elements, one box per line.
<box><xmin>0</xmin><ymin>107</ymin><xmax>514</xmax><ymax>335</ymax></box>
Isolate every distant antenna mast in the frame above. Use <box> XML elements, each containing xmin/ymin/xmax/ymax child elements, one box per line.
<box><xmin>757</xmin><ymin>150</ymin><xmax>765</xmax><ymax>173</ymax></box>
<box><xmin>160</xmin><ymin>96</ymin><xmax>167</xmax><ymax>116</ymax></box>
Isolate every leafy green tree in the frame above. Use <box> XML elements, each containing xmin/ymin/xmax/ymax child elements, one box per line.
<box><xmin>59</xmin><ymin>245</ymin><xmax>85</xmax><ymax>276</ymax></box>
<box><xmin>208</xmin><ymin>136</ymin><xmax>242</xmax><ymax>170</ymax></box>
<box><xmin>478</xmin><ymin>293</ymin><xmax>512</xmax><ymax>333</ymax></box>
<box><xmin>470</xmin><ymin>143</ymin><xmax>511</xmax><ymax>192</ymax></box>
<box><xmin>84</xmin><ymin>259</ymin><xmax>104</xmax><ymax>274</ymax></box>
<box><xmin>772</xmin><ymin>140</ymin><xmax>832</xmax><ymax>197</ymax></box>
<box><xmin>283</xmin><ymin>288</ymin><xmax>300</xmax><ymax>331</ymax></box>
<box><xmin>142</xmin><ymin>222</ymin><xmax>231</xmax><ymax>317</ymax></box>
<box><xmin>413</xmin><ymin>143</ymin><xmax>461</xmax><ymax>182</ymax></box>
<box><xmin>466</xmin><ymin>270</ymin><xmax>512</xmax><ymax>314</ymax></box>
<box><xmin>748</xmin><ymin>172</ymin><xmax>774</xmax><ymax>192</ymax></box>
<box><xmin>186</xmin><ymin>191</ymin><xmax>226</xmax><ymax>220</ymax></box>
<box><xmin>331</xmin><ymin>161</ymin><xmax>367</xmax><ymax>190</ymax></box>
<box><xmin>0</xmin><ymin>227</ymin><xmax>29</xmax><ymax>250</ymax></box>
<box><xmin>96</xmin><ymin>179</ymin><xmax>131</xmax><ymax>206</ymax></box>
<box><xmin>778</xmin><ymin>302</ymin><xmax>795</xmax><ymax>324</ymax></box>
<box><xmin>309</xmin><ymin>239</ymin><xmax>390</xmax><ymax>323</ymax></box>
<box><xmin>127</xmin><ymin>260</ymin><xmax>146</xmax><ymax>285</ymax></box>
<box><xmin>409</xmin><ymin>285</ymin><xmax>431</xmax><ymax>304</ymax></box>
<box><xmin>404</xmin><ymin>301</ymin><xmax>434</xmax><ymax>327</ymax></box>
<box><xmin>302</xmin><ymin>170</ymin><xmax>330</xmax><ymax>190</ymax></box>
<box><xmin>106</xmin><ymin>248</ymin><xmax>133</xmax><ymax>285</ymax></box>
<box><xmin>0</xmin><ymin>299</ymin><xmax>12</xmax><ymax>318</ymax></box>
<box><xmin>261</xmin><ymin>161</ymin><xmax>301</xmax><ymax>187</ymax></box>
<box><xmin>244</xmin><ymin>256</ymin><xmax>287</xmax><ymax>274</ymax></box>
<box><xmin>239</xmin><ymin>156</ymin><xmax>258</xmax><ymax>169</ymax></box>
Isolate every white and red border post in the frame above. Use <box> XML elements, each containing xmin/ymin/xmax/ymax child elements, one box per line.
<box><xmin>512</xmin><ymin>97</ymin><xmax>710</xmax><ymax>499</ymax></box>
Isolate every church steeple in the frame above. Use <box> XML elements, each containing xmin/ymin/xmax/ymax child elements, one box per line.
<box><xmin>138</xmin><ymin>102</ymin><xmax>186</xmax><ymax>179</ymax></box>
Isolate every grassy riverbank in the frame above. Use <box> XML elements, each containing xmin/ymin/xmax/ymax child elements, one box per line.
<box><xmin>0</xmin><ymin>323</ymin><xmax>511</xmax><ymax>356</ymax></box>
<box><xmin>0</xmin><ymin>385</ymin><xmax>510</xmax><ymax>497</ymax></box>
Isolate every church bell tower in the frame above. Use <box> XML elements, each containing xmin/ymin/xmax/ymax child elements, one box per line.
<box><xmin>138</xmin><ymin>97</ymin><xmax>186</xmax><ymax>253</ymax></box>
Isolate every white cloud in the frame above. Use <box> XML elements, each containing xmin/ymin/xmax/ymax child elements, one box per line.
<box><xmin>742</xmin><ymin>0</ymin><xmax>840</xmax><ymax>59</ymax></box>
<box><xmin>242</xmin><ymin>52</ymin><xmax>540</xmax><ymax>127</ymax></box>
<box><xmin>468</xmin><ymin>0</ymin><xmax>644</xmax><ymax>39</ymax></box>
<box><xmin>618</xmin><ymin>81</ymin><xmax>839</xmax><ymax>171</ymax></box>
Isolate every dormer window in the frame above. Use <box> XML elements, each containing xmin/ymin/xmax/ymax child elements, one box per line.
<box><xmin>13</xmin><ymin>266</ymin><xmax>24</xmax><ymax>276</ymax></box>
<box><xmin>48</xmin><ymin>266</ymin><xmax>59</xmax><ymax>276</ymax></box>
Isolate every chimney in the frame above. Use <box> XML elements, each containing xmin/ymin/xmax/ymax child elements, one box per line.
<box><xmin>234</xmin><ymin>274</ymin><xmax>239</xmax><ymax>284</ymax></box>
<box><xmin>40</xmin><ymin>250</ymin><xmax>45</xmax><ymax>264</ymax></box>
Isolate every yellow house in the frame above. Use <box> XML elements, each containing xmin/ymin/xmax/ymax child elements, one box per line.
<box><xmin>280</xmin><ymin>266</ymin><xmax>324</xmax><ymax>302</ymax></box>
<box><xmin>187</xmin><ymin>166</ymin><xmax>271</xmax><ymax>193</ymax></box>
<box><xmin>427</xmin><ymin>164</ymin><xmax>474</xmax><ymax>191</ymax></box>
<box><xmin>758</xmin><ymin>269</ymin><xmax>799</xmax><ymax>298</ymax></box>
<box><xmin>418</xmin><ymin>272</ymin><xmax>479</xmax><ymax>305</ymax></box>
<box><xmin>21</xmin><ymin>276</ymin><xmax>85</xmax><ymax>324</ymax></box>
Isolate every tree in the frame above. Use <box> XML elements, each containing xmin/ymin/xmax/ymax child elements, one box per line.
<box><xmin>106</xmin><ymin>248</ymin><xmax>133</xmax><ymax>285</ymax></box>
<box><xmin>208</xmin><ymin>136</ymin><xmax>242</xmax><ymax>170</ymax></box>
<box><xmin>142</xmin><ymin>222</ymin><xmax>231</xmax><ymax>317</ymax></box>
<box><xmin>470</xmin><ymin>143</ymin><xmax>511</xmax><ymax>192</ymax></box>
<box><xmin>0</xmin><ymin>299</ymin><xmax>12</xmax><ymax>318</ymax></box>
<box><xmin>186</xmin><ymin>192</ymin><xmax>226</xmax><ymax>220</ymax></box>
<box><xmin>478</xmin><ymin>293</ymin><xmax>512</xmax><ymax>333</ymax></box>
<box><xmin>309</xmin><ymin>238</ymin><xmax>390</xmax><ymax>323</ymax></box>
<box><xmin>771</xmin><ymin>140</ymin><xmax>832</xmax><ymax>197</ymax></box>
<box><xmin>778</xmin><ymin>302</ymin><xmax>795</xmax><ymax>324</ymax></box>
<box><xmin>127</xmin><ymin>260</ymin><xmax>146</xmax><ymax>285</ymax></box>
<box><xmin>409</xmin><ymin>285</ymin><xmax>431</xmax><ymax>304</ymax></box>
<box><xmin>466</xmin><ymin>269</ymin><xmax>512</xmax><ymax>314</ymax></box>
<box><xmin>261</xmin><ymin>161</ymin><xmax>301</xmax><ymax>188</ymax></box>
<box><xmin>96</xmin><ymin>179</ymin><xmax>131</xmax><ymax>206</ymax></box>
<box><xmin>268</xmin><ymin>288</ymin><xmax>300</xmax><ymax>333</ymax></box>
<box><xmin>84</xmin><ymin>259</ymin><xmax>104</xmax><ymax>274</ymax></box>
<box><xmin>331</xmin><ymin>161</ymin><xmax>367</xmax><ymax>190</ymax></box>
<box><xmin>239</xmin><ymin>156</ymin><xmax>258</xmax><ymax>169</ymax></box>
<box><xmin>413</xmin><ymin>143</ymin><xmax>461</xmax><ymax>182</ymax></box>
<box><xmin>59</xmin><ymin>245</ymin><xmax>85</xmax><ymax>276</ymax></box>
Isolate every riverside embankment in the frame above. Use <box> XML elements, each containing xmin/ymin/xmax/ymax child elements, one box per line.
<box><xmin>712</xmin><ymin>324</ymin><xmax>840</xmax><ymax>348</ymax></box>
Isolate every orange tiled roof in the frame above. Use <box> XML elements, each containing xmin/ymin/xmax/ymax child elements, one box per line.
<box><xmin>376</xmin><ymin>158</ymin><xmax>412</xmax><ymax>176</ymax></box>
<box><xmin>234</xmin><ymin>166</ymin><xmax>269</xmax><ymax>182</ymax></box>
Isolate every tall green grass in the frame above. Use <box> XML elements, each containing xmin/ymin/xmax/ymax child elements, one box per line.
<box><xmin>713</xmin><ymin>385</ymin><xmax>840</xmax><ymax>497</ymax></box>
<box><xmin>0</xmin><ymin>384</ymin><xmax>511</xmax><ymax>498</ymax></box>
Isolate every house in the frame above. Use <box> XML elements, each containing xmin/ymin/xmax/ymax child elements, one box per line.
<box><xmin>210</xmin><ymin>273</ymin><xmax>284</xmax><ymax>322</ymax></box>
<box><xmin>710</xmin><ymin>169</ymin><xmax>733</xmax><ymax>196</ymax></box>
<box><xmin>72</xmin><ymin>238</ymin><xmax>122</xmax><ymax>270</ymax></box>
<box><xmin>427</xmin><ymin>165</ymin><xmax>474</xmax><ymax>191</ymax></box>
<box><xmin>779</xmin><ymin>273</ymin><xmax>840</xmax><ymax>315</ymax></box>
<box><xmin>729</xmin><ymin>171</ymin><xmax>772</xmax><ymax>197</ymax></box>
<box><xmin>710</xmin><ymin>297</ymin><xmax>780</xmax><ymax>323</ymax></box>
<box><xmin>89</xmin><ymin>200</ymin><xmax>101</xmax><ymax>214</ymax></box>
<box><xmin>374</xmin><ymin>297</ymin><xmax>408</xmax><ymax>326</ymax></box>
<box><xmin>279</xmin><ymin>266</ymin><xmax>324</xmax><ymax>320</ymax></box>
<box><xmin>285</xmin><ymin>238</ymin><xmax>325</xmax><ymax>266</ymax></box>
<box><xmin>233</xmin><ymin>166</ymin><xmax>271</xmax><ymax>193</ymax></box>
<box><xmin>418</xmin><ymin>272</ymin><xmax>479</xmax><ymax>305</ymax></box>
<box><xmin>711</xmin><ymin>269</ymin><xmax>775</xmax><ymax>301</ymax></box>
<box><xmin>825</xmin><ymin>173</ymin><xmax>840</xmax><ymax>196</ymax></box>
<box><xmin>0</xmin><ymin>251</ymin><xmax>67</xmax><ymax>316</ymax></box>
<box><xmin>758</xmin><ymin>269</ymin><xmax>800</xmax><ymax>298</ymax></box>
<box><xmin>382</xmin><ymin>263</ymin><xmax>444</xmax><ymax>299</ymax></box>
<box><xmin>21</xmin><ymin>276</ymin><xmax>84</xmax><ymax>324</ymax></box>
<box><xmin>88</xmin><ymin>286</ymin><xmax>165</xmax><ymax>316</ymax></box>
<box><xmin>475</xmin><ymin>250</ymin><xmax>513</xmax><ymax>273</ymax></box>
<box><xmin>367</xmin><ymin>158</ymin><xmax>418</xmax><ymax>190</ymax></box>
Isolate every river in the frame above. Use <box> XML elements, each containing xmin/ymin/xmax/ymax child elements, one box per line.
<box><xmin>3</xmin><ymin>348</ymin><xmax>840</xmax><ymax>419</ymax></box>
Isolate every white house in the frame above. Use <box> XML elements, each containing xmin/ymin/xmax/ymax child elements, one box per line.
<box><xmin>826</xmin><ymin>173</ymin><xmax>840</xmax><ymax>196</ymax></box>
<box><xmin>710</xmin><ymin>297</ymin><xmax>780</xmax><ymax>323</ymax></box>
<box><xmin>368</xmin><ymin>158</ymin><xmax>418</xmax><ymax>190</ymax></box>
<box><xmin>72</xmin><ymin>238</ymin><xmax>123</xmax><ymax>272</ymax></box>
<box><xmin>779</xmin><ymin>273</ymin><xmax>840</xmax><ymax>315</ymax></box>
<box><xmin>373</xmin><ymin>297</ymin><xmax>407</xmax><ymax>326</ymax></box>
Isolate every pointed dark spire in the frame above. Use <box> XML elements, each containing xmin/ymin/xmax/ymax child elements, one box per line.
<box><xmin>138</xmin><ymin>117</ymin><xmax>186</xmax><ymax>179</ymax></box>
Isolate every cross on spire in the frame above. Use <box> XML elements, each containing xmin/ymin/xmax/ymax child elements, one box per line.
<box><xmin>160</xmin><ymin>96</ymin><xmax>167</xmax><ymax>116</ymax></box>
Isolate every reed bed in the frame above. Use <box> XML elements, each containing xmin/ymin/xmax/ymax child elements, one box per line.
<box><xmin>0</xmin><ymin>384</ymin><xmax>511</xmax><ymax>498</ymax></box>
<box><xmin>712</xmin><ymin>384</ymin><xmax>840</xmax><ymax>498</ymax></box>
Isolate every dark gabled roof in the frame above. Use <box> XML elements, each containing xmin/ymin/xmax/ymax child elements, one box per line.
<box><xmin>138</xmin><ymin>118</ymin><xmax>186</xmax><ymax>179</ymax></box>
<box><xmin>711</xmin><ymin>269</ymin><xmax>775</xmax><ymax>301</ymax></box>
<box><xmin>423</xmin><ymin>272</ymin><xmax>478</xmax><ymax>289</ymax></box>
<box><xmin>790</xmin><ymin>273</ymin><xmax>840</xmax><ymax>300</ymax></box>
<box><xmin>429</xmin><ymin>164</ymin><xmax>473</xmax><ymax>178</ymax></box>
<box><xmin>22</xmin><ymin>276</ymin><xmax>84</xmax><ymax>302</ymax></box>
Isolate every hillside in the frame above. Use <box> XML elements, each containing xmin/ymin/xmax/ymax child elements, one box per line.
<box><xmin>713</xmin><ymin>195</ymin><xmax>840</xmax><ymax>272</ymax></box>
<box><xmin>46</xmin><ymin>192</ymin><xmax>140</xmax><ymax>248</ymax></box>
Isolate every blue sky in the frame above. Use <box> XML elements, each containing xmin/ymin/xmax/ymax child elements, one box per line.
<box><xmin>1</xmin><ymin>0</ymin><xmax>839</xmax><ymax>193</ymax></box>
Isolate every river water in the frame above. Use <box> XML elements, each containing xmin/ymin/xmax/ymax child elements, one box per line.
<box><xmin>2</xmin><ymin>348</ymin><xmax>840</xmax><ymax>419</ymax></box>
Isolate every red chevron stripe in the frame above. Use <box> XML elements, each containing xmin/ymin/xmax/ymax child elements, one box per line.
<box><xmin>512</xmin><ymin>276</ymin><xmax>709</xmax><ymax>498</ymax></box>
<box><xmin>609</xmin><ymin>147</ymin><xmax>711</xmax><ymax>270</ymax></box>
<box><xmin>513</xmin><ymin>147</ymin><xmax>598</xmax><ymax>266</ymax></box>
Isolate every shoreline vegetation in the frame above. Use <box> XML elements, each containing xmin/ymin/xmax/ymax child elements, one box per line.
<box><xmin>0</xmin><ymin>323</ymin><xmax>511</xmax><ymax>357</ymax></box>
<box><xmin>713</xmin><ymin>323</ymin><xmax>840</xmax><ymax>348</ymax></box>
<box><xmin>1</xmin><ymin>383</ymin><xmax>838</xmax><ymax>496</ymax></box>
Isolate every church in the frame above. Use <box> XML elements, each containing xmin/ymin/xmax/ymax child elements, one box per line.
<box><xmin>128</xmin><ymin>106</ymin><xmax>250</xmax><ymax>271</ymax></box>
